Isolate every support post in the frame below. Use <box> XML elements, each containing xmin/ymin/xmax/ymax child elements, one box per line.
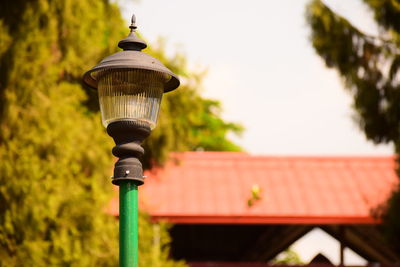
<box><xmin>119</xmin><ymin>181</ymin><xmax>139</xmax><ymax>267</ymax></box>
<box><xmin>339</xmin><ymin>225</ymin><xmax>345</xmax><ymax>266</ymax></box>
<box><xmin>107</xmin><ymin>121</ymin><xmax>150</xmax><ymax>267</ymax></box>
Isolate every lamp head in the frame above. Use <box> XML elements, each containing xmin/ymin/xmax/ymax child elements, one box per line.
<box><xmin>82</xmin><ymin>14</ymin><xmax>180</xmax><ymax>129</ymax></box>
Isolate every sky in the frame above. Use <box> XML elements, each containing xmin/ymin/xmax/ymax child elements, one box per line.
<box><xmin>121</xmin><ymin>0</ymin><xmax>393</xmax><ymax>157</ymax></box>
<box><xmin>119</xmin><ymin>0</ymin><xmax>392</xmax><ymax>264</ymax></box>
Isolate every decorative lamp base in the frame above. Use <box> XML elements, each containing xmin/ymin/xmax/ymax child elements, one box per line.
<box><xmin>106</xmin><ymin>121</ymin><xmax>150</xmax><ymax>186</ymax></box>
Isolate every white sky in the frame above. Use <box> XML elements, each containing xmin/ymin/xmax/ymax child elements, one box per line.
<box><xmin>288</xmin><ymin>228</ymin><xmax>366</xmax><ymax>265</ymax></box>
<box><xmin>119</xmin><ymin>0</ymin><xmax>392</xmax><ymax>264</ymax></box>
<box><xmin>120</xmin><ymin>0</ymin><xmax>393</xmax><ymax>156</ymax></box>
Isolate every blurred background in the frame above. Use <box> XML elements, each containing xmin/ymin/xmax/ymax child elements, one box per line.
<box><xmin>1</xmin><ymin>0</ymin><xmax>399</xmax><ymax>266</ymax></box>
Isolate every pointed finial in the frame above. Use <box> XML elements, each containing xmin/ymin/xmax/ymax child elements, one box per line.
<box><xmin>118</xmin><ymin>13</ymin><xmax>147</xmax><ymax>51</ymax></box>
<box><xmin>129</xmin><ymin>14</ymin><xmax>137</xmax><ymax>31</ymax></box>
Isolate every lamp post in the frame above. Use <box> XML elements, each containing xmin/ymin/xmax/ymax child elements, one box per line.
<box><xmin>82</xmin><ymin>14</ymin><xmax>180</xmax><ymax>267</ymax></box>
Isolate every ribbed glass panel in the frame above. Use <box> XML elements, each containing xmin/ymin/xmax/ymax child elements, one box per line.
<box><xmin>95</xmin><ymin>69</ymin><xmax>170</xmax><ymax>129</ymax></box>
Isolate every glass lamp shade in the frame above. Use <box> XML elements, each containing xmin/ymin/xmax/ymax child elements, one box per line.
<box><xmin>94</xmin><ymin>69</ymin><xmax>171</xmax><ymax>129</ymax></box>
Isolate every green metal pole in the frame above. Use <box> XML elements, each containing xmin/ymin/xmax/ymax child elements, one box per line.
<box><xmin>119</xmin><ymin>180</ymin><xmax>139</xmax><ymax>267</ymax></box>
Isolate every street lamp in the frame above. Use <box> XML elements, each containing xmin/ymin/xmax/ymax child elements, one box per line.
<box><xmin>82</xmin><ymin>14</ymin><xmax>179</xmax><ymax>267</ymax></box>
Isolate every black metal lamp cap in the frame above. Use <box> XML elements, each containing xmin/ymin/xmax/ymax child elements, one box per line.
<box><xmin>82</xmin><ymin>13</ymin><xmax>180</xmax><ymax>92</ymax></box>
<box><xmin>118</xmin><ymin>14</ymin><xmax>147</xmax><ymax>51</ymax></box>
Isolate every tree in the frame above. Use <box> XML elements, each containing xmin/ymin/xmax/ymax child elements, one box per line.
<box><xmin>0</xmin><ymin>1</ymin><xmax>122</xmax><ymax>265</ymax></box>
<box><xmin>0</xmin><ymin>0</ymin><xmax>242</xmax><ymax>266</ymax></box>
<box><xmin>306</xmin><ymin>0</ymin><xmax>400</xmax><ymax>252</ymax></box>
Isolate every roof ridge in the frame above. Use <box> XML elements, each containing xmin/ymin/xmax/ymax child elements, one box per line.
<box><xmin>170</xmin><ymin>151</ymin><xmax>395</xmax><ymax>160</ymax></box>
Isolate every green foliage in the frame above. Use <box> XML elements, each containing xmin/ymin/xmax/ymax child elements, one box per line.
<box><xmin>247</xmin><ymin>184</ymin><xmax>262</xmax><ymax>207</ymax></box>
<box><xmin>306</xmin><ymin>0</ymin><xmax>400</xmax><ymax>146</ymax></box>
<box><xmin>138</xmin><ymin>213</ymin><xmax>187</xmax><ymax>267</ymax></box>
<box><xmin>0</xmin><ymin>1</ymin><xmax>123</xmax><ymax>265</ymax></box>
<box><xmin>0</xmin><ymin>0</ymin><xmax>242</xmax><ymax>265</ymax></box>
<box><xmin>379</xmin><ymin>191</ymin><xmax>400</xmax><ymax>252</ymax></box>
<box><xmin>273</xmin><ymin>248</ymin><xmax>304</xmax><ymax>265</ymax></box>
<box><xmin>306</xmin><ymin>0</ymin><xmax>400</xmax><ymax>253</ymax></box>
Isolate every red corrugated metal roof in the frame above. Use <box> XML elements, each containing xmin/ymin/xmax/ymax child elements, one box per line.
<box><xmin>109</xmin><ymin>152</ymin><xmax>398</xmax><ymax>224</ymax></box>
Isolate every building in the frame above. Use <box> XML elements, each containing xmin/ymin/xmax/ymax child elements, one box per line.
<box><xmin>110</xmin><ymin>152</ymin><xmax>400</xmax><ymax>265</ymax></box>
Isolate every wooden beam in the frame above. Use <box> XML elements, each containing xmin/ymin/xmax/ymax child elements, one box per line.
<box><xmin>322</xmin><ymin>225</ymin><xmax>400</xmax><ymax>264</ymax></box>
<box><xmin>242</xmin><ymin>225</ymin><xmax>313</xmax><ymax>261</ymax></box>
